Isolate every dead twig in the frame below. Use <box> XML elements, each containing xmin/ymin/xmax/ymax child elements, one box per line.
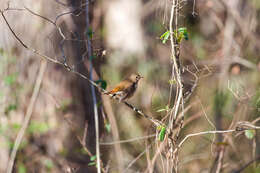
<box><xmin>173</xmin><ymin>129</ymin><xmax>236</xmax><ymax>155</ymax></box>
<box><xmin>6</xmin><ymin>60</ymin><xmax>47</xmax><ymax>173</ymax></box>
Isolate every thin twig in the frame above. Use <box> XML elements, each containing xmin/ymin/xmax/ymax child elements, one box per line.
<box><xmin>216</xmin><ymin>147</ymin><xmax>225</xmax><ymax>173</ymax></box>
<box><xmin>1</xmin><ymin>10</ymin><xmax>28</xmax><ymax>48</ymax></box>
<box><xmin>82</xmin><ymin>121</ymin><xmax>89</xmax><ymax>145</ymax></box>
<box><xmin>232</xmin><ymin>155</ymin><xmax>260</xmax><ymax>173</ymax></box>
<box><xmin>125</xmin><ymin>143</ymin><xmax>154</xmax><ymax>172</ymax></box>
<box><xmin>198</xmin><ymin>98</ymin><xmax>216</xmax><ymax>156</ymax></box>
<box><xmin>65</xmin><ymin>118</ymin><xmax>93</xmax><ymax>157</ymax></box>
<box><xmin>173</xmin><ymin>129</ymin><xmax>236</xmax><ymax>154</ymax></box>
<box><xmin>6</xmin><ymin>60</ymin><xmax>47</xmax><ymax>173</ymax></box>
<box><xmin>147</xmin><ymin>140</ymin><xmax>167</xmax><ymax>173</ymax></box>
<box><xmin>100</xmin><ymin>134</ymin><xmax>156</xmax><ymax>145</ymax></box>
<box><xmin>101</xmin><ymin>95</ymin><xmax>123</xmax><ymax>171</ymax></box>
<box><xmin>64</xmin><ymin>117</ymin><xmax>106</xmax><ymax>172</ymax></box>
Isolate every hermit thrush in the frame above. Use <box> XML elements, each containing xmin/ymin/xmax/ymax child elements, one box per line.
<box><xmin>106</xmin><ymin>73</ymin><xmax>143</xmax><ymax>102</ymax></box>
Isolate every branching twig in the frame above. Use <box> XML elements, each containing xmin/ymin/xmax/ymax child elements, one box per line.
<box><xmin>64</xmin><ymin>117</ymin><xmax>107</xmax><ymax>172</ymax></box>
<box><xmin>1</xmin><ymin>9</ymin><xmax>28</xmax><ymax>48</ymax></box>
<box><xmin>173</xmin><ymin>129</ymin><xmax>236</xmax><ymax>154</ymax></box>
<box><xmin>125</xmin><ymin>143</ymin><xmax>154</xmax><ymax>172</ymax></box>
<box><xmin>172</xmin><ymin>124</ymin><xmax>260</xmax><ymax>170</ymax></box>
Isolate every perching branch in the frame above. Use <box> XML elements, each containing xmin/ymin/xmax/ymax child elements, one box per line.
<box><xmin>0</xmin><ymin>5</ymin><xmax>164</xmax><ymax>128</ymax></box>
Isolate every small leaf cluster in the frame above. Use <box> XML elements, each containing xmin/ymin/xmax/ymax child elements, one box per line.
<box><xmin>160</xmin><ymin>27</ymin><xmax>189</xmax><ymax>44</ymax></box>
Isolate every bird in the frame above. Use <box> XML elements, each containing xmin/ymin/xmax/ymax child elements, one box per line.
<box><xmin>105</xmin><ymin>73</ymin><xmax>143</xmax><ymax>102</ymax></box>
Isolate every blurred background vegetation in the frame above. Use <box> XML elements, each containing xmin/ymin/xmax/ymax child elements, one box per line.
<box><xmin>0</xmin><ymin>0</ymin><xmax>260</xmax><ymax>172</ymax></box>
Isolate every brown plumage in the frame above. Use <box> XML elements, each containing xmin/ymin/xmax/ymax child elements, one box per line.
<box><xmin>106</xmin><ymin>73</ymin><xmax>143</xmax><ymax>102</ymax></box>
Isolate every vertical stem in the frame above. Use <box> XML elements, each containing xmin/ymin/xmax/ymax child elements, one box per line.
<box><xmin>6</xmin><ymin>60</ymin><xmax>47</xmax><ymax>173</ymax></box>
<box><xmin>168</xmin><ymin>1</ymin><xmax>176</xmax><ymax>106</ymax></box>
<box><xmin>169</xmin><ymin>0</ymin><xmax>183</xmax><ymax>129</ymax></box>
<box><xmin>85</xmin><ymin>1</ymin><xmax>101</xmax><ymax>173</ymax></box>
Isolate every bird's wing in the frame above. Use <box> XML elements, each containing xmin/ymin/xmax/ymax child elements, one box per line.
<box><xmin>107</xmin><ymin>81</ymin><xmax>128</xmax><ymax>94</ymax></box>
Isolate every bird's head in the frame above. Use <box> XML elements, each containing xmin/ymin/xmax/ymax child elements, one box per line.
<box><xmin>129</xmin><ymin>73</ymin><xmax>143</xmax><ymax>83</ymax></box>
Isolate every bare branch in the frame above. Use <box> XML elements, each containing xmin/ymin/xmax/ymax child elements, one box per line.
<box><xmin>173</xmin><ymin>129</ymin><xmax>236</xmax><ymax>154</ymax></box>
<box><xmin>6</xmin><ymin>60</ymin><xmax>47</xmax><ymax>173</ymax></box>
<box><xmin>100</xmin><ymin>134</ymin><xmax>156</xmax><ymax>145</ymax></box>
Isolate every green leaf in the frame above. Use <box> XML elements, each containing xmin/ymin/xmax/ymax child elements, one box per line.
<box><xmin>156</xmin><ymin>105</ymin><xmax>169</xmax><ymax>112</ymax></box>
<box><xmin>44</xmin><ymin>159</ymin><xmax>54</xmax><ymax>170</ymax></box>
<box><xmin>183</xmin><ymin>32</ymin><xmax>189</xmax><ymax>40</ymax></box>
<box><xmin>159</xmin><ymin>126</ymin><xmax>166</xmax><ymax>141</ymax></box>
<box><xmin>58</xmin><ymin>99</ymin><xmax>72</xmax><ymax>112</ymax></box>
<box><xmin>4</xmin><ymin>74</ymin><xmax>17</xmax><ymax>85</ymax></box>
<box><xmin>5</xmin><ymin>138</ymin><xmax>26</xmax><ymax>150</ymax></box>
<box><xmin>105</xmin><ymin>123</ymin><xmax>111</xmax><ymax>133</ymax></box>
<box><xmin>175</xmin><ymin>27</ymin><xmax>189</xmax><ymax>43</ymax></box>
<box><xmin>89</xmin><ymin>55</ymin><xmax>96</xmax><ymax>61</ymax></box>
<box><xmin>28</xmin><ymin>121</ymin><xmax>49</xmax><ymax>134</ymax></box>
<box><xmin>4</xmin><ymin>104</ymin><xmax>17</xmax><ymax>115</ymax></box>
<box><xmin>12</xmin><ymin>123</ymin><xmax>22</xmax><ymax>132</ymax></box>
<box><xmin>156</xmin><ymin>125</ymin><xmax>162</xmax><ymax>130</ymax></box>
<box><xmin>178</xmin><ymin>27</ymin><xmax>187</xmax><ymax>33</ymax></box>
<box><xmin>88</xmin><ymin>162</ymin><xmax>96</xmax><ymax>166</ymax></box>
<box><xmin>160</xmin><ymin>31</ymin><xmax>170</xmax><ymax>44</ymax></box>
<box><xmin>86</xmin><ymin>27</ymin><xmax>94</xmax><ymax>39</ymax></box>
<box><xmin>168</xmin><ymin>79</ymin><xmax>176</xmax><ymax>85</ymax></box>
<box><xmin>18</xmin><ymin>162</ymin><xmax>26</xmax><ymax>173</ymax></box>
<box><xmin>95</xmin><ymin>79</ymin><xmax>107</xmax><ymax>90</ymax></box>
<box><xmin>90</xmin><ymin>155</ymin><xmax>97</xmax><ymax>161</ymax></box>
<box><xmin>245</xmin><ymin>129</ymin><xmax>255</xmax><ymax>140</ymax></box>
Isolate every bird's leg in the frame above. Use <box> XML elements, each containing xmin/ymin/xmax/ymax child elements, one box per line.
<box><xmin>109</xmin><ymin>91</ymin><xmax>125</xmax><ymax>102</ymax></box>
<box><xmin>119</xmin><ymin>93</ymin><xmax>129</xmax><ymax>102</ymax></box>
